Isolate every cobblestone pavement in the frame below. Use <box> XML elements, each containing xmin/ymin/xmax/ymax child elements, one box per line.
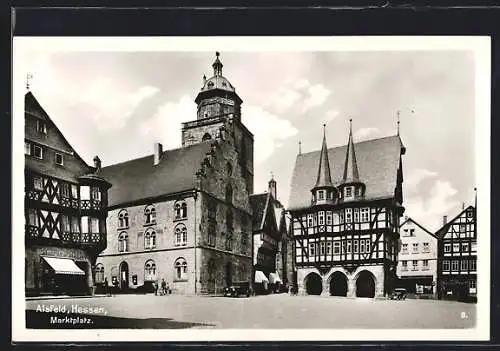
<box><xmin>26</xmin><ymin>294</ymin><xmax>476</xmax><ymax>329</ymax></box>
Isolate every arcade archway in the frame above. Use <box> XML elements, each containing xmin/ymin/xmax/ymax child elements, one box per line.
<box><xmin>356</xmin><ymin>270</ymin><xmax>376</xmax><ymax>298</ymax></box>
<box><xmin>304</xmin><ymin>272</ymin><xmax>322</xmax><ymax>295</ymax></box>
<box><xmin>329</xmin><ymin>271</ymin><xmax>348</xmax><ymax>296</ymax></box>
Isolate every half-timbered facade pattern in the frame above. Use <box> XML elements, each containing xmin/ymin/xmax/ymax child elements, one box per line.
<box><xmin>436</xmin><ymin>205</ymin><xmax>477</xmax><ymax>300</ymax></box>
<box><xmin>25</xmin><ymin>92</ymin><xmax>111</xmax><ymax>296</ymax></box>
<box><xmin>288</xmin><ymin>122</ymin><xmax>405</xmax><ymax>298</ymax></box>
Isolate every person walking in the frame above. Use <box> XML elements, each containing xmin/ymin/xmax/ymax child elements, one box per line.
<box><xmin>161</xmin><ymin>279</ymin><xmax>167</xmax><ymax>296</ymax></box>
<box><xmin>153</xmin><ymin>280</ymin><xmax>158</xmax><ymax>296</ymax></box>
<box><xmin>104</xmin><ymin>277</ymin><xmax>110</xmax><ymax>297</ymax></box>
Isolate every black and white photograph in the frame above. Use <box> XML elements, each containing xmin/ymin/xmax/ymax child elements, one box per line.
<box><xmin>12</xmin><ymin>36</ymin><xmax>490</xmax><ymax>341</ymax></box>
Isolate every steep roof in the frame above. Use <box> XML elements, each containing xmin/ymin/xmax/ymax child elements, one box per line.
<box><xmin>313</xmin><ymin>129</ymin><xmax>334</xmax><ymax>189</ymax></box>
<box><xmin>288</xmin><ymin>135</ymin><xmax>405</xmax><ymax>210</ymax></box>
<box><xmin>400</xmin><ymin>217</ymin><xmax>437</xmax><ymax>238</ymax></box>
<box><xmin>25</xmin><ymin>92</ymin><xmax>94</xmax><ymax>182</ymax></box>
<box><xmin>434</xmin><ymin>205</ymin><xmax>475</xmax><ymax>239</ymax></box>
<box><xmin>342</xmin><ymin>122</ymin><xmax>361</xmax><ymax>185</ymax></box>
<box><xmin>98</xmin><ymin>141</ymin><xmax>212</xmax><ymax>207</ymax></box>
<box><xmin>250</xmin><ymin>193</ymin><xmax>269</xmax><ymax>231</ymax></box>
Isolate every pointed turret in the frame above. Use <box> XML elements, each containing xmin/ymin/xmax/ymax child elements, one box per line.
<box><xmin>310</xmin><ymin>124</ymin><xmax>337</xmax><ymax>206</ymax></box>
<box><xmin>339</xmin><ymin>119</ymin><xmax>365</xmax><ymax>202</ymax></box>
<box><xmin>342</xmin><ymin>119</ymin><xmax>360</xmax><ymax>184</ymax></box>
<box><xmin>316</xmin><ymin>124</ymin><xmax>334</xmax><ymax>188</ymax></box>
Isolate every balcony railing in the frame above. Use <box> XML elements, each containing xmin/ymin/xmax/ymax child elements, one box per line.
<box><xmin>26</xmin><ymin>226</ymin><xmax>105</xmax><ymax>246</ymax></box>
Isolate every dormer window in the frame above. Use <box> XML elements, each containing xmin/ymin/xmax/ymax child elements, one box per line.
<box><xmin>345</xmin><ymin>187</ymin><xmax>352</xmax><ymax>198</ymax></box>
<box><xmin>318</xmin><ymin>190</ymin><xmax>325</xmax><ymax>201</ymax></box>
<box><xmin>355</xmin><ymin>187</ymin><xmax>361</xmax><ymax>197</ymax></box>
<box><xmin>36</xmin><ymin>120</ymin><xmax>47</xmax><ymax>134</ymax></box>
<box><xmin>55</xmin><ymin>153</ymin><xmax>64</xmax><ymax>166</ymax></box>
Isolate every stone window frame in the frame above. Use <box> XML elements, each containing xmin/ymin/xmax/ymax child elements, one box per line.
<box><xmin>174</xmin><ymin>257</ymin><xmax>188</xmax><ymax>281</ymax></box>
<box><xmin>174</xmin><ymin>201</ymin><xmax>188</xmax><ymax>220</ymax></box>
<box><xmin>118</xmin><ymin>232</ymin><xmax>128</xmax><ymax>253</ymax></box>
<box><xmin>144</xmin><ymin>260</ymin><xmax>157</xmax><ymax>281</ymax></box>
<box><xmin>144</xmin><ymin>228</ymin><xmax>157</xmax><ymax>250</ymax></box>
<box><xmin>118</xmin><ymin>209</ymin><xmax>129</xmax><ymax>229</ymax></box>
<box><xmin>144</xmin><ymin>204</ymin><xmax>156</xmax><ymax>225</ymax></box>
<box><xmin>174</xmin><ymin>223</ymin><xmax>187</xmax><ymax>247</ymax></box>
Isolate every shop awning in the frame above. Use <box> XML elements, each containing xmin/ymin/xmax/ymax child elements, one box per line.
<box><xmin>269</xmin><ymin>272</ymin><xmax>282</xmax><ymax>284</ymax></box>
<box><xmin>254</xmin><ymin>270</ymin><xmax>269</xmax><ymax>283</ymax></box>
<box><xmin>42</xmin><ymin>256</ymin><xmax>85</xmax><ymax>275</ymax></box>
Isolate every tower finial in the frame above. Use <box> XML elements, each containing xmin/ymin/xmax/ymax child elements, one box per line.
<box><xmin>298</xmin><ymin>140</ymin><xmax>302</xmax><ymax>155</ymax></box>
<box><xmin>212</xmin><ymin>51</ymin><xmax>223</xmax><ymax>76</ymax></box>
<box><xmin>474</xmin><ymin>187</ymin><xmax>477</xmax><ymax>209</ymax></box>
<box><xmin>397</xmin><ymin>110</ymin><xmax>401</xmax><ymax>136</ymax></box>
<box><xmin>349</xmin><ymin>118</ymin><xmax>353</xmax><ymax>135</ymax></box>
<box><xmin>270</xmin><ymin>170</ymin><xmax>274</xmax><ymax>180</ymax></box>
<box><xmin>26</xmin><ymin>73</ymin><xmax>33</xmax><ymax>91</ymax></box>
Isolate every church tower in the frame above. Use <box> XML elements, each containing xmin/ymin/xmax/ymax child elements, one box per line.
<box><xmin>181</xmin><ymin>52</ymin><xmax>254</xmax><ymax>193</ymax></box>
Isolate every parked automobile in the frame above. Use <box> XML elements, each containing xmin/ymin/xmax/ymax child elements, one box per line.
<box><xmin>390</xmin><ymin>288</ymin><xmax>408</xmax><ymax>300</ymax></box>
<box><xmin>223</xmin><ymin>281</ymin><xmax>251</xmax><ymax>298</ymax></box>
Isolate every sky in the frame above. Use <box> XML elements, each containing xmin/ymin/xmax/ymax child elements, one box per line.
<box><xmin>16</xmin><ymin>39</ymin><xmax>480</xmax><ymax>232</ymax></box>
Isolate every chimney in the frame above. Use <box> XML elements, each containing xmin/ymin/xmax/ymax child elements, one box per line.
<box><xmin>443</xmin><ymin>215</ymin><xmax>448</xmax><ymax>226</ymax></box>
<box><xmin>154</xmin><ymin>143</ymin><xmax>163</xmax><ymax>166</ymax></box>
<box><xmin>268</xmin><ymin>176</ymin><xmax>277</xmax><ymax>200</ymax></box>
<box><xmin>93</xmin><ymin>156</ymin><xmax>101</xmax><ymax>170</ymax></box>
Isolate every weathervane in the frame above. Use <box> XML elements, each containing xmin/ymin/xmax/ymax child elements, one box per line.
<box><xmin>26</xmin><ymin>73</ymin><xmax>33</xmax><ymax>91</ymax></box>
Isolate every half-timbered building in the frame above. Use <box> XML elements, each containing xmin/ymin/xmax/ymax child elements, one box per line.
<box><xmin>288</xmin><ymin>121</ymin><xmax>405</xmax><ymax>298</ymax></box>
<box><xmin>436</xmin><ymin>205</ymin><xmax>477</xmax><ymax>301</ymax></box>
<box><xmin>25</xmin><ymin>91</ymin><xmax>112</xmax><ymax>296</ymax></box>
<box><xmin>250</xmin><ymin>177</ymin><xmax>288</xmax><ymax>293</ymax></box>
<box><xmin>95</xmin><ymin>53</ymin><xmax>253</xmax><ymax>295</ymax></box>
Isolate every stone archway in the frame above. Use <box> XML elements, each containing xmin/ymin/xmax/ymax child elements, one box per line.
<box><xmin>329</xmin><ymin>271</ymin><xmax>348</xmax><ymax>296</ymax></box>
<box><xmin>356</xmin><ymin>270</ymin><xmax>376</xmax><ymax>298</ymax></box>
<box><xmin>304</xmin><ymin>272</ymin><xmax>322</xmax><ymax>295</ymax></box>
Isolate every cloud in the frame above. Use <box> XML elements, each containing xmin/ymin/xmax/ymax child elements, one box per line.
<box><xmin>242</xmin><ymin>105</ymin><xmax>299</xmax><ymax>164</ymax></box>
<box><xmin>264</xmin><ymin>78</ymin><xmax>332</xmax><ymax>116</ymax></box>
<box><xmin>325</xmin><ymin>109</ymin><xmax>340</xmax><ymax>122</ymax></box>
<box><xmin>355</xmin><ymin>127</ymin><xmax>379</xmax><ymax>140</ymax></box>
<box><xmin>404</xmin><ymin>179</ymin><xmax>460</xmax><ymax>231</ymax></box>
<box><xmin>405</xmin><ymin>168</ymin><xmax>438</xmax><ymax>194</ymax></box>
<box><xmin>79</xmin><ymin>80</ymin><xmax>160</xmax><ymax>131</ymax></box>
<box><xmin>139</xmin><ymin>95</ymin><xmax>196</xmax><ymax>148</ymax></box>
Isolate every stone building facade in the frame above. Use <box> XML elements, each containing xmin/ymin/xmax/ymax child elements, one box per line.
<box><xmin>96</xmin><ymin>53</ymin><xmax>254</xmax><ymax>295</ymax></box>
<box><xmin>24</xmin><ymin>91</ymin><xmax>111</xmax><ymax>296</ymax></box>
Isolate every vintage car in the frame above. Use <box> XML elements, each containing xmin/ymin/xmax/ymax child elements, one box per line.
<box><xmin>223</xmin><ymin>281</ymin><xmax>251</xmax><ymax>297</ymax></box>
<box><xmin>390</xmin><ymin>288</ymin><xmax>408</xmax><ymax>300</ymax></box>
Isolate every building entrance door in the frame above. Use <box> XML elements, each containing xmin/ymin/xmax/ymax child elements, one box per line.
<box><xmin>119</xmin><ymin>261</ymin><xmax>129</xmax><ymax>290</ymax></box>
